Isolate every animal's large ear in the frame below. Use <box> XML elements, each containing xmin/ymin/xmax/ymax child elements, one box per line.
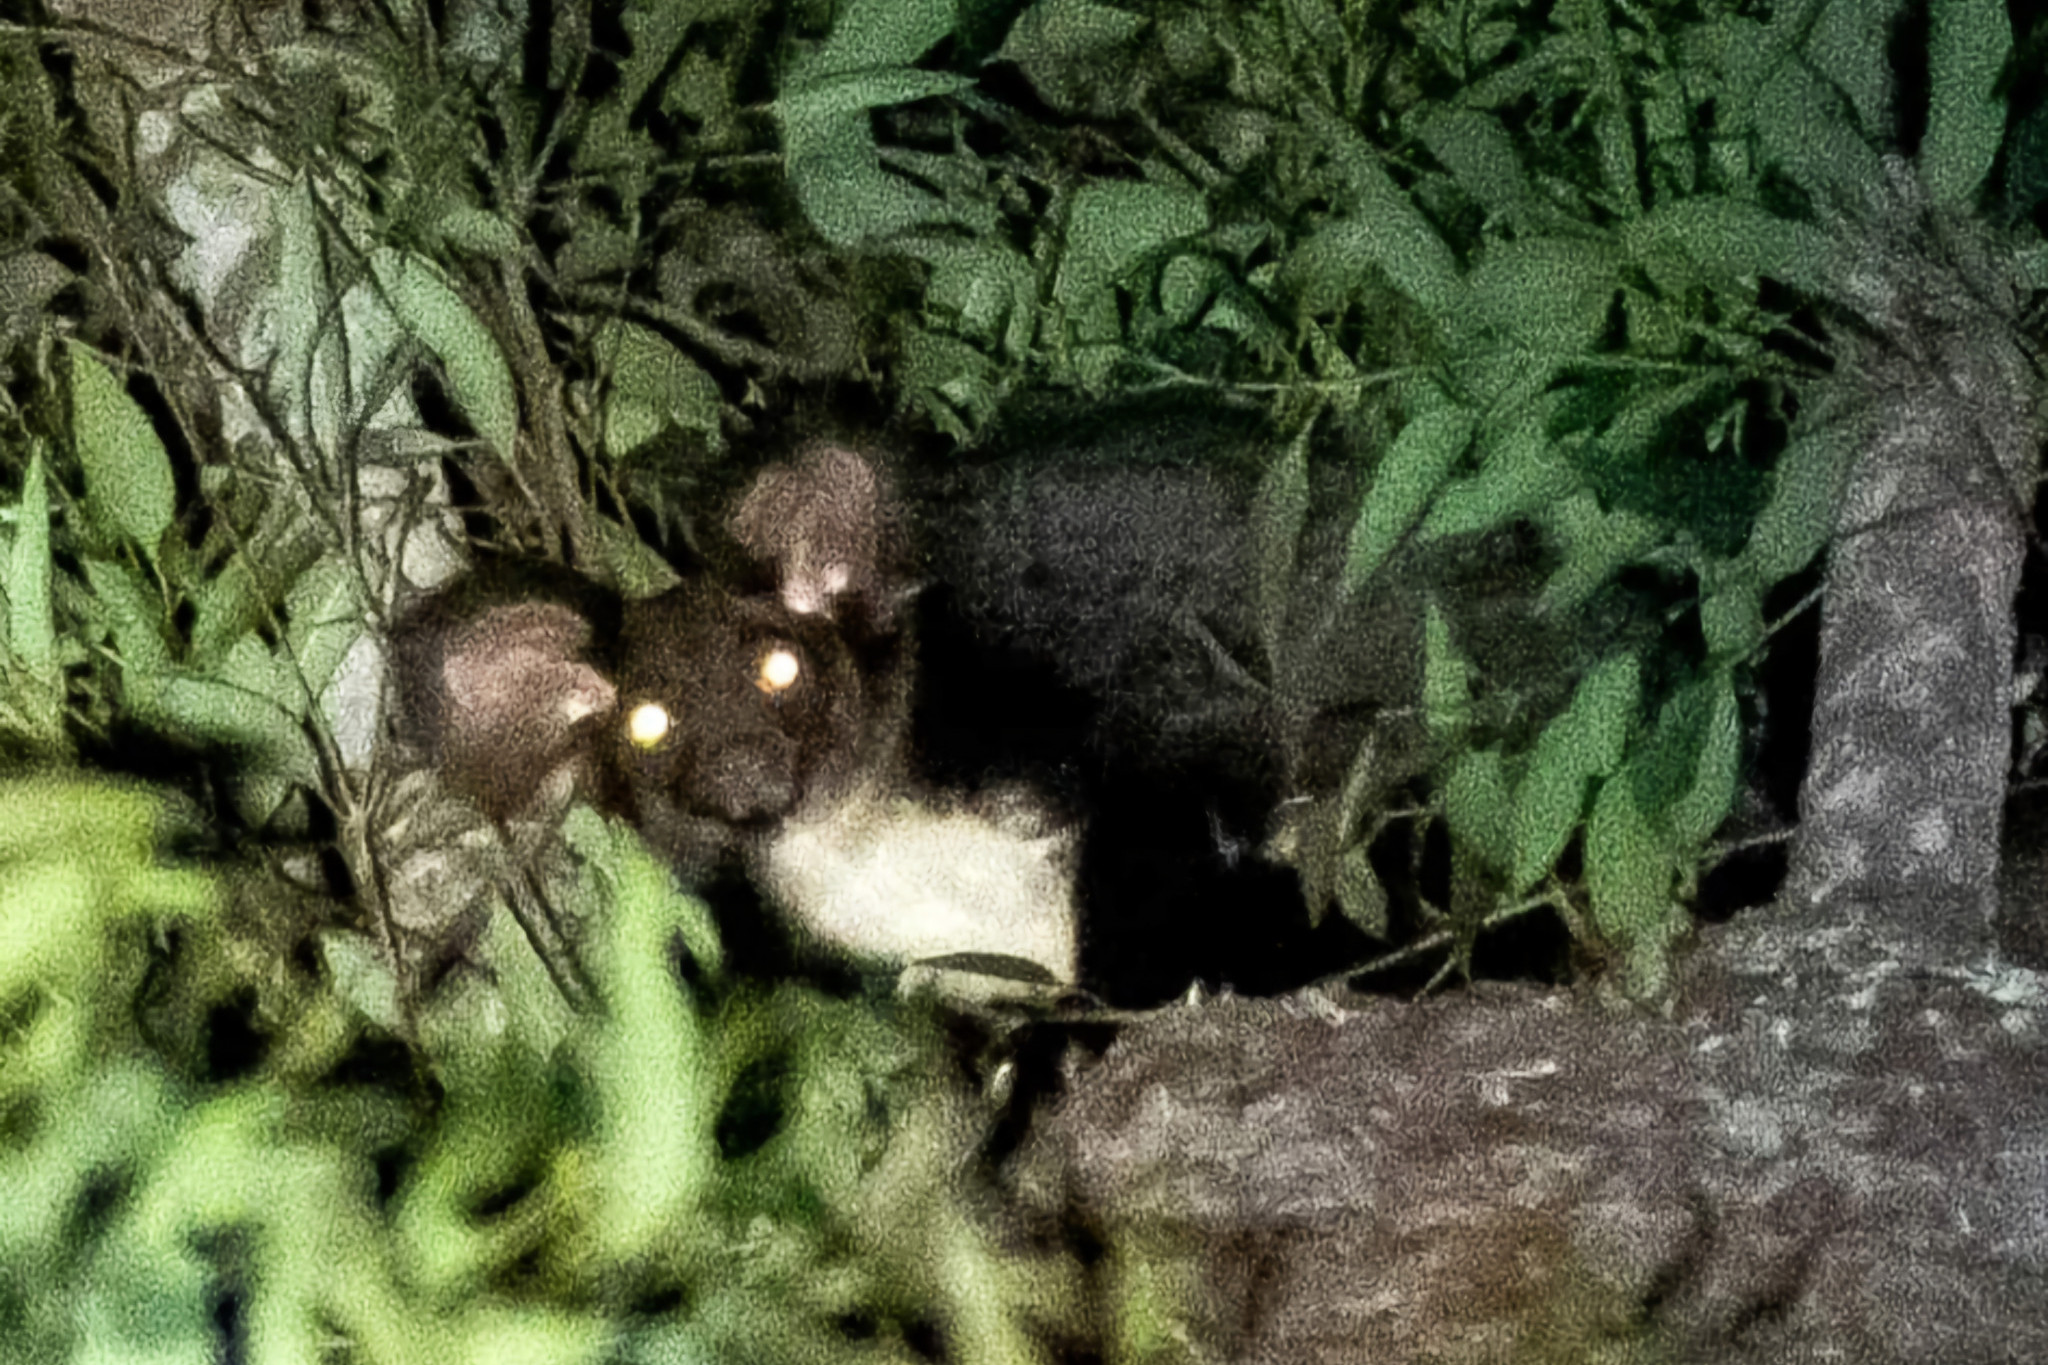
<box><xmin>729</xmin><ymin>443</ymin><xmax>915</xmax><ymax>633</ymax></box>
<box><xmin>389</xmin><ymin>576</ymin><xmax>620</xmax><ymax>825</ymax></box>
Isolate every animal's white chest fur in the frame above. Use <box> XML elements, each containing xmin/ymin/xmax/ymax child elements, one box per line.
<box><xmin>757</xmin><ymin>785</ymin><xmax>1080</xmax><ymax>984</ymax></box>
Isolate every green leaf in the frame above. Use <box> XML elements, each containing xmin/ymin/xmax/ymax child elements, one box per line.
<box><xmin>776</xmin><ymin>0</ymin><xmax>974</xmax><ymax>248</ymax></box>
<box><xmin>1251</xmin><ymin>423</ymin><xmax>1311</xmax><ymax>680</ymax></box>
<box><xmin>564</xmin><ymin>810</ymin><xmax>721</xmax><ymax>1265</ymax></box>
<box><xmin>1467</xmin><ymin>237</ymin><xmax>1619</xmax><ymax>354</ymax></box>
<box><xmin>1698</xmin><ymin>569</ymin><xmax>1766</xmax><ymax>661</ymax></box>
<box><xmin>284</xmin><ymin>553</ymin><xmax>364</xmax><ymax>704</ymax></box>
<box><xmin>1342</xmin><ymin>405</ymin><xmax>1474</xmax><ymax>591</ymax></box>
<box><xmin>1421</xmin><ymin>410</ymin><xmax>1577</xmax><ymax>539</ymax></box>
<box><xmin>1335</xmin><ymin>842</ymin><xmax>1388</xmax><ymax>940</ymax></box>
<box><xmin>436</xmin><ymin>205</ymin><xmax>523</xmax><ymax>259</ymax></box>
<box><xmin>1158</xmin><ymin>253</ymin><xmax>1217</xmax><ymax>325</ymax></box>
<box><xmin>781</xmin><ymin>68</ymin><xmax>975</xmax><ymax>124</ymax></box>
<box><xmin>1445</xmin><ymin>748</ymin><xmax>1515</xmax><ymax>877</ymax></box>
<box><xmin>68</xmin><ymin>347</ymin><xmax>175</xmax><ymax>561</ymax></box>
<box><xmin>1595</xmin><ymin>107</ymin><xmax>1640</xmax><ymax>217</ymax></box>
<box><xmin>1585</xmin><ymin>773</ymin><xmax>1676</xmax><ymax>947</ymax></box>
<box><xmin>1053</xmin><ymin>181</ymin><xmax>1209</xmax><ymax>311</ymax></box>
<box><xmin>1753</xmin><ymin>58</ymin><xmax>1886</xmax><ymax>206</ymax></box>
<box><xmin>619</xmin><ymin>2</ymin><xmax>692</xmax><ymax>110</ymax></box>
<box><xmin>595</xmin><ymin>320</ymin><xmax>724</xmax><ymax>459</ymax></box>
<box><xmin>1510</xmin><ymin>651</ymin><xmax>1640</xmax><ymax>892</ymax></box>
<box><xmin>1298</xmin><ymin>102</ymin><xmax>1462</xmax><ymax>315</ymax></box>
<box><xmin>1419</xmin><ymin>109</ymin><xmax>1530</xmax><ymax>226</ymax></box>
<box><xmin>129</xmin><ymin>667</ymin><xmax>318</xmax><ymax>787</ymax></box>
<box><xmin>1564</xmin><ymin>650</ymin><xmax>1641</xmax><ymax>778</ymax></box>
<box><xmin>902</xmin><ymin>329</ymin><xmax>1004</xmax><ymax>437</ymax></box>
<box><xmin>0</xmin><ymin>251</ymin><xmax>72</xmax><ymax>334</ymax></box>
<box><xmin>188</xmin><ymin>553</ymin><xmax>266</xmax><ymax>670</ymax></box>
<box><xmin>590</xmin><ymin>514</ymin><xmax>683</xmax><ymax>599</ymax></box>
<box><xmin>320</xmin><ymin>931</ymin><xmax>402</xmax><ymax>1033</ymax></box>
<box><xmin>1422</xmin><ymin>602</ymin><xmax>1471</xmax><ymax>747</ymax></box>
<box><xmin>273</xmin><ymin>175</ymin><xmax>324</xmax><ymax>455</ymax></box>
<box><xmin>784</xmin><ymin>108</ymin><xmax>953</xmax><ymax>248</ymax></box>
<box><xmin>998</xmin><ymin>0</ymin><xmax>1150</xmax><ymax>114</ymax></box>
<box><xmin>83</xmin><ymin>557</ymin><xmax>169</xmax><ymax>672</ymax></box>
<box><xmin>1622</xmin><ymin>198</ymin><xmax>1840</xmax><ymax>298</ymax></box>
<box><xmin>370</xmin><ymin>249</ymin><xmax>518</xmax><ymax>460</ymax></box>
<box><xmin>1742</xmin><ymin>408</ymin><xmax>1862</xmax><ymax>582</ymax></box>
<box><xmin>7</xmin><ymin>447</ymin><xmax>54</xmax><ymax>678</ymax></box>
<box><xmin>799</xmin><ymin>0</ymin><xmax>956</xmax><ymax>75</ymax></box>
<box><xmin>1923</xmin><ymin>0</ymin><xmax>2011</xmax><ymax>206</ymax></box>
<box><xmin>918</xmin><ymin>239</ymin><xmax>1036</xmax><ymax>351</ymax></box>
<box><xmin>1536</xmin><ymin>495</ymin><xmax>1659</xmax><ymax>615</ymax></box>
<box><xmin>1666</xmin><ymin>670</ymin><xmax>1742</xmax><ymax>850</ymax></box>
<box><xmin>1811</xmin><ymin>0</ymin><xmax>1906</xmax><ymax>134</ymax></box>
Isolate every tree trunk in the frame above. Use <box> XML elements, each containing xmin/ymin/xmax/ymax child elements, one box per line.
<box><xmin>1784</xmin><ymin>348</ymin><xmax>2028</xmax><ymax>969</ymax></box>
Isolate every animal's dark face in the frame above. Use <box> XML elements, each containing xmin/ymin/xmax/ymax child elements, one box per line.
<box><xmin>608</xmin><ymin>578</ymin><xmax>880</xmax><ymax>870</ymax></box>
<box><xmin>391</xmin><ymin>443</ymin><xmax>915</xmax><ymax>883</ymax></box>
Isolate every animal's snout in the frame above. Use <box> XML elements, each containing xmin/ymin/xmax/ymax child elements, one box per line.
<box><xmin>694</xmin><ymin>734</ymin><xmax>803</xmax><ymax>824</ymax></box>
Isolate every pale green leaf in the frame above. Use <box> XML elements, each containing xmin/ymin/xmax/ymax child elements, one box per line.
<box><xmin>69</xmin><ymin>348</ymin><xmax>175</xmax><ymax>560</ymax></box>
<box><xmin>370</xmin><ymin>249</ymin><xmax>519</xmax><ymax>460</ymax></box>
<box><xmin>1467</xmin><ymin>237</ymin><xmax>1619</xmax><ymax>354</ymax></box>
<box><xmin>1342</xmin><ymin>404</ymin><xmax>1473</xmax><ymax>591</ymax></box>
<box><xmin>83</xmin><ymin>557</ymin><xmax>168</xmax><ymax>673</ymax></box>
<box><xmin>1419</xmin><ymin>109</ymin><xmax>1530</xmax><ymax>225</ymax></box>
<box><xmin>1667</xmin><ymin>670</ymin><xmax>1742</xmax><ymax>850</ymax></box>
<box><xmin>1446</xmin><ymin>748</ymin><xmax>1515</xmax><ymax>877</ymax></box>
<box><xmin>1053</xmin><ymin>181</ymin><xmax>1209</xmax><ymax>310</ymax></box>
<box><xmin>1585</xmin><ymin>772</ymin><xmax>1676</xmax><ymax>945</ymax></box>
<box><xmin>1923</xmin><ymin>0</ymin><xmax>2011</xmax><ymax>206</ymax></box>
<box><xmin>8</xmin><ymin>448</ymin><xmax>54</xmax><ymax>678</ymax></box>
<box><xmin>1422</xmin><ymin>602</ymin><xmax>1471</xmax><ymax>747</ymax></box>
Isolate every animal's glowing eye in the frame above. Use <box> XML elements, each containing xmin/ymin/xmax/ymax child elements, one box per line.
<box><xmin>756</xmin><ymin>646</ymin><xmax>802</xmax><ymax>695</ymax></box>
<box><xmin>626</xmin><ymin>702</ymin><xmax>672</xmax><ymax>748</ymax></box>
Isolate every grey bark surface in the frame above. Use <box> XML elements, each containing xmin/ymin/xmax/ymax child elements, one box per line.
<box><xmin>1012</xmin><ymin>929</ymin><xmax>2048</xmax><ymax>1363</ymax></box>
<box><xmin>1785</xmin><ymin>361</ymin><xmax>2027</xmax><ymax>964</ymax></box>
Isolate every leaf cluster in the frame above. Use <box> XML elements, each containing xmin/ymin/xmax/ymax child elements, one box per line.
<box><xmin>0</xmin><ymin>0</ymin><xmax>2043</xmax><ymax>1353</ymax></box>
<box><xmin>0</xmin><ymin>777</ymin><xmax>1074</xmax><ymax>1364</ymax></box>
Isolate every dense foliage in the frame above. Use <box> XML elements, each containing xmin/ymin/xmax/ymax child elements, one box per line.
<box><xmin>0</xmin><ymin>0</ymin><xmax>2041</xmax><ymax>1360</ymax></box>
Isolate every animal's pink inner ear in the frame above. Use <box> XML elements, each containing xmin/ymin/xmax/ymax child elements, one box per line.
<box><xmin>443</xmin><ymin>602</ymin><xmax>616</xmax><ymax>743</ymax></box>
<box><xmin>731</xmin><ymin>444</ymin><xmax>891</xmax><ymax>622</ymax></box>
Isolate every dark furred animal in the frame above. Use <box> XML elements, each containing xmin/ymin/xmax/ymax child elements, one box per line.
<box><xmin>393</xmin><ymin>400</ymin><xmax>1605</xmax><ymax>1004</ymax></box>
<box><xmin>388</xmin><ymin>446</ymin><xmax>1078</xmax><ymax>983</ymax></box>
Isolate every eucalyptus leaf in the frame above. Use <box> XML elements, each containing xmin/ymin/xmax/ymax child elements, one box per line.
<box><xmin>1923</xmin><ymin>0</ymin><xmax>2011</xmax><ymax>206</ymax></box>
<box><xmin>82</xmin><ymin>557</ymin><xmax>169</xmax><ymax>673</ymax></box>
<box><xmin>68</xmin><ymin>348</ymin><xmax>175</xmax><ymax>561</ymax></box>
<box><xmin>1342</xmin><ymin>405</ymin><xmax>1473</xmax><ymax>592</ymax></box>
<box><xmin>1052</xmin><ymin>182</ymin><xmax>1209</xmax><ymax>311</ymax></box>
<box><xmin>1445</xmin><ymin>748</ymin><xmax>1515</xmax><ymax>877</ymax></box>
<box><xmin>370</xmin><ymin>249</ymin><xmax>519</xmax><ymax>461</ymax></box>
<box><xmin>7</xmin><ymin>448</ymin><xmax>54</xmax><ymax>679</ymax></box>
<box><xmin>1585</xmin><ymin>772</ymin><xmax>1677</xmax><ymax>953</ymax></box>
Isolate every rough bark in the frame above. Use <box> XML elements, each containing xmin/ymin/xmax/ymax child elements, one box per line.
<box><xmin>1784</xmin><ymin>191</ymin><xmax>2039</xmax><ymax>962</ymax></box>
<box><xmin>1785</xmin><ymin>356</ymin><xmax>2027</xmax><ymax>964</ymax></box>
<box><xmin>1011</xmin><ymin>922</ymin><xmax>2048</xmax><ymax>1363</ymax></box>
